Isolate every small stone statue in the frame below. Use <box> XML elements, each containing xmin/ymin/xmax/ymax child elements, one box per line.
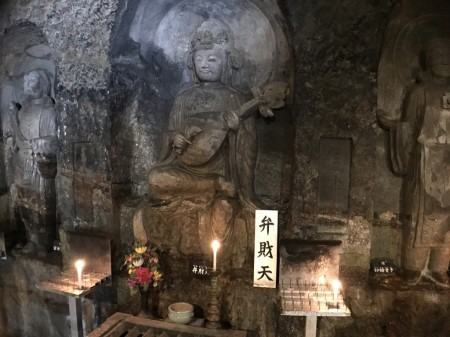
<box><xmin>9</xmin><ymin>70</ymin><xmax>57</xmax><ymax>255</ymax></box>
<box><xmin>135</xmin><ymin>19</ymin><xmax>287</xmax><ymax>266</ymax></box>
<box><xmin>378</xmin><ymin>38</ymin><xmax>450</xmax><ymax>283</ymax></box>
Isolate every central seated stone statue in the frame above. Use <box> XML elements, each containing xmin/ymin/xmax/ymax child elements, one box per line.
<box><xmin>133</xmin><ymin>19</ymin><xmax>286</xmax><ymax>269</ymax></box>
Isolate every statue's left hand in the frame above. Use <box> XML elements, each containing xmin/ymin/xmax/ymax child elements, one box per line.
<box><xmin>259</xmin><ymin>105</ymin><xmax>274</xmax><ymax>118</ymax></box>
<box><xmin>173</xmin><ymin>133</ymin><xmax>192</xmax><ymax>154</ymax></box>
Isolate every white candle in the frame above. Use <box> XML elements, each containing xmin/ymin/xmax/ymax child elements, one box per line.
<box><xmin>212</xmin><ymin>240</ymin><xmax>220</xmax><ymax>272</ymax></box>
<box><xmin>331</xmin><ymin>279</ymin><xmax>341</xmax><ymax>305</ymax></box>
<box><xmin>318</xmin><ymin>275</ymin><xmax>326</xmax><ymax>292</ymax></box>
<box><xmin>75</xmin><ymin>260</ymin><xmax>85</xmax><ymax>290</ymax></box>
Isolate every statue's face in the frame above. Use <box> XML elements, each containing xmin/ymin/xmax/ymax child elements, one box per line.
<box><xmin>24</xmin><ymin>72</ymin><xmax>43</xmax><ymax>99</ymax></box>
<box><xmin>193</xmin><ymin>49</ymin><xmax>225</xmax><ymax>83</ymax></box>
<box><xmin>427</xmin><ymin>45</ymin><xmax>450</xmax><ymax>78</ymax></box>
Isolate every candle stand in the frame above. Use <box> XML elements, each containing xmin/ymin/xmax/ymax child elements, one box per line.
<box><xmin>280</xmin><ymin>278</ymin><xmax>350</xmax><ymax>337</ymax></box>
<box><xmin>206</xmin><ymin>270</ymin><xmax>221</xmax><ymax>329</ymax></box>
<box><xmin>36</xmin><ymin>231</ymin><xmax>111</xmax><ymax>337</ymax></box>
<box><xmin>37</xmin><ymin>269</ymin><xmax>111</xmax><ymax>337</ymax></box>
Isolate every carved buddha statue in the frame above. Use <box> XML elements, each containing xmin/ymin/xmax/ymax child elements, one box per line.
<box><xmin>9</xmin><ymin>70</ymin><xmax>57</xmax><ymax>255</ymax></box>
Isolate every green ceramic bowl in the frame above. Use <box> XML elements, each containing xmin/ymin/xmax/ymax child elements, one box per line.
<box><xmin>168</xmin><ymin>302</ymin><xmax>194</xmax><ymax>325</ymax></box>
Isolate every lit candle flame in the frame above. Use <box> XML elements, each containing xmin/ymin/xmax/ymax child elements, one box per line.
<box><xmin>75</xmin><ymin>259</ymin><xmax>85</xmax><ymax>290</ymax></box>
<box><xmin>212</xmin><ymin>240</ymin><xmax>220</xmax><ymax>272</ymax></box>
<box><xmin>331</xmin><ymin>279</ymin><xmax>341</xmax><ymax>303</ymax></box>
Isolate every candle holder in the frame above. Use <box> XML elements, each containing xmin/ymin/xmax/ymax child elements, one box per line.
<box><xmin>205</xmin><ymin>270</ymin><xmax>221</xmax><ymax>329</ymax></box>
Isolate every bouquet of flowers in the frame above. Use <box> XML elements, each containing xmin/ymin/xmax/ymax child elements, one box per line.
<box><xmin>123</xmin><ymin>241</ymin><xmax>163</xmax><ymax>291</ymax></box>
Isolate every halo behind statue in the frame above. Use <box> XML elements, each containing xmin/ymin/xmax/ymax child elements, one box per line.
<box><xmin>394</xmin><ymin>14</ymin><xmax>450</xmax><ymax>86</ymax></box>
<box><xmin>129</xmin><ymin>0</ymin><xmax>287</xmax><ymax>95</ymax></box>
<box><xmin>378</xmin><ymin>14</ymin><xmax>450</xmax><ymax>122</ymax></box>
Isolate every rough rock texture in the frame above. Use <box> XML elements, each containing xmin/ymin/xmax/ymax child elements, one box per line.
<box><xmin>44</xmin><ymin>1</ymin><xmax>117</xmax><ymax>90</ymax></box>
<box><xmin>287</xmin><ymin>0</ymin><xmax>385</xmax><ymax>215</ymax></box>
<box><xmin>0</xmin><ymin>0</ymin><xmax>117</xmax><ymax>90</ymax></box>
<box><xmin>283</xmin><ymin>0</ymin><xmax>395</xmax><ymax>270</ymax></box>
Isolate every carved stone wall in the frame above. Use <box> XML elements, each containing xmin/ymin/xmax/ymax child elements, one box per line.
<box><xmin>0</xmin><ymin>0</ymin><xmax>449</xmax><ymax>337</ymax></box>
<box><xmin>286</xmin><ymin>0</ymin><xmax>395</xmax><ymax>273</ymax></box>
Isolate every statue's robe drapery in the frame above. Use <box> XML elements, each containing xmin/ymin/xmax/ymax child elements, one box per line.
<box><xmin>12</xmin><ymin>95</ymin><xmax>57</xmax><ymax>215</ymax></box>
<box><xmin>154</xmin><ymin>82</ymin><xmax>259</xmax><ymax>208</ymax></box>
<box><xmin>138</xmin><ymin>82</ymin><xmax>258</xmax><ymax>266</ymax></box>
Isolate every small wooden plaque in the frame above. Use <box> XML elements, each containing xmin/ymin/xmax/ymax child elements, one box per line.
<box><xmin>318</xmin><ymin>138</ymin><xmax>352</xmax><ymax>213</ymax></box>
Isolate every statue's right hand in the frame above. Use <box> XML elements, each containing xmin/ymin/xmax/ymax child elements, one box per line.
<box><xmin>9</xmin><ymin>101</ymin><xmax>18</xmax><ymax>112</ymax></box>
<box><xmin>376</xmin><ymin>109</ymin><xmax>399</xmax><ymax>129</ymax></box>
<box><xmin>173</xmin><ymin>133</ymin><xmax>192</xmax><ymax>154</ymax></box>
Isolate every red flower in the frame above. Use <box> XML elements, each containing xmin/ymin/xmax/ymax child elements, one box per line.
<box><xmin>135</xmin><ymin>267</ymin><xmax>153</xmax><ymax>285</ymax></box>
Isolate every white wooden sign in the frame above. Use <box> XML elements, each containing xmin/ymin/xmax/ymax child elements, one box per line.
<box><xmin>253</xmin><ymin>210</ymin><xmax>278</xmax><ymax>288</ymax></box>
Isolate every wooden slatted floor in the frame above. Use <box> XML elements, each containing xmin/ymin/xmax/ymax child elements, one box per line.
<box><xmin>88</xmin><ymin>313</ymin><xmax>247</xmax><ymax>337</ymax></box>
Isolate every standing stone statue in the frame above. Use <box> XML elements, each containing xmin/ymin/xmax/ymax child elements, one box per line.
<box><xmin>135</xmin><ymin>19</ymin><xmax>287</xmax><ymax>266</ymax></box>
<box><xmin>9</xmin><ymin>70</ymin><xmax>57</xmax><ymax>255</ymax></box>
<box><xmin>378</xmin><ymin>38</ymin><xmax>450</xmax><ymax>282</ymax></box>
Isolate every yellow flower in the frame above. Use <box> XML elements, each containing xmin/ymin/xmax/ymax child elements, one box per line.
<box><xmin>135</xmin><ymin>246</ymin><xmax>147</xmax><ymax>254</ymax></box>
<box><xmin>153</xmin><ymin>270</ymin><xmax>162</xmax><ymax>281</ymax></box>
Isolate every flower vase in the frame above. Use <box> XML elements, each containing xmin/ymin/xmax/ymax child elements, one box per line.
<box><xmin>138</xmin><ymin>287</ymin><xmax>153</xmax><ymax>318</ymax></box>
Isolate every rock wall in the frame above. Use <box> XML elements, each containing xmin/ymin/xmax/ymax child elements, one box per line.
<box><xmin>0</xmin><ymin>1</ymin><xmax>121</xmax><ymax>336</ymax></box>
<box><xmin>285</xmin><ymin>0</ymin><xmax>396</xmax><ymax>271</ymax></box>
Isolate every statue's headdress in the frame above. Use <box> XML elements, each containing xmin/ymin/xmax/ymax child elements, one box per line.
<box><xmin>191</xmin><ymin>19</ymin><xmax>233</xmax><ymax>52</ymax></box>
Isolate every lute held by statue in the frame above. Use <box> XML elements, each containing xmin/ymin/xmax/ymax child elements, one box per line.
<box><xmin>174</xmin><ymin>81</ymin><xmax>289</xmax><ymax>166</ymax></box>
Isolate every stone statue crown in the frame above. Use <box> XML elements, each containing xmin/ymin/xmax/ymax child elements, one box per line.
<box><xmin>192</xmin><ymin>30</ymin><xmax>229</xmax><ymax>51</ymax></box>
<box><xmin>191</xmin><ymin>19</ymin><xmax>233</xmax><ymax>52</ymax></box>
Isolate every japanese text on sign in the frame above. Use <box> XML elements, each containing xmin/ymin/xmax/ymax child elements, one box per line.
<box><xmin>254</xmin><ymin>210</ymin><xmax>278</xmax><ymax>288</ymax></box>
